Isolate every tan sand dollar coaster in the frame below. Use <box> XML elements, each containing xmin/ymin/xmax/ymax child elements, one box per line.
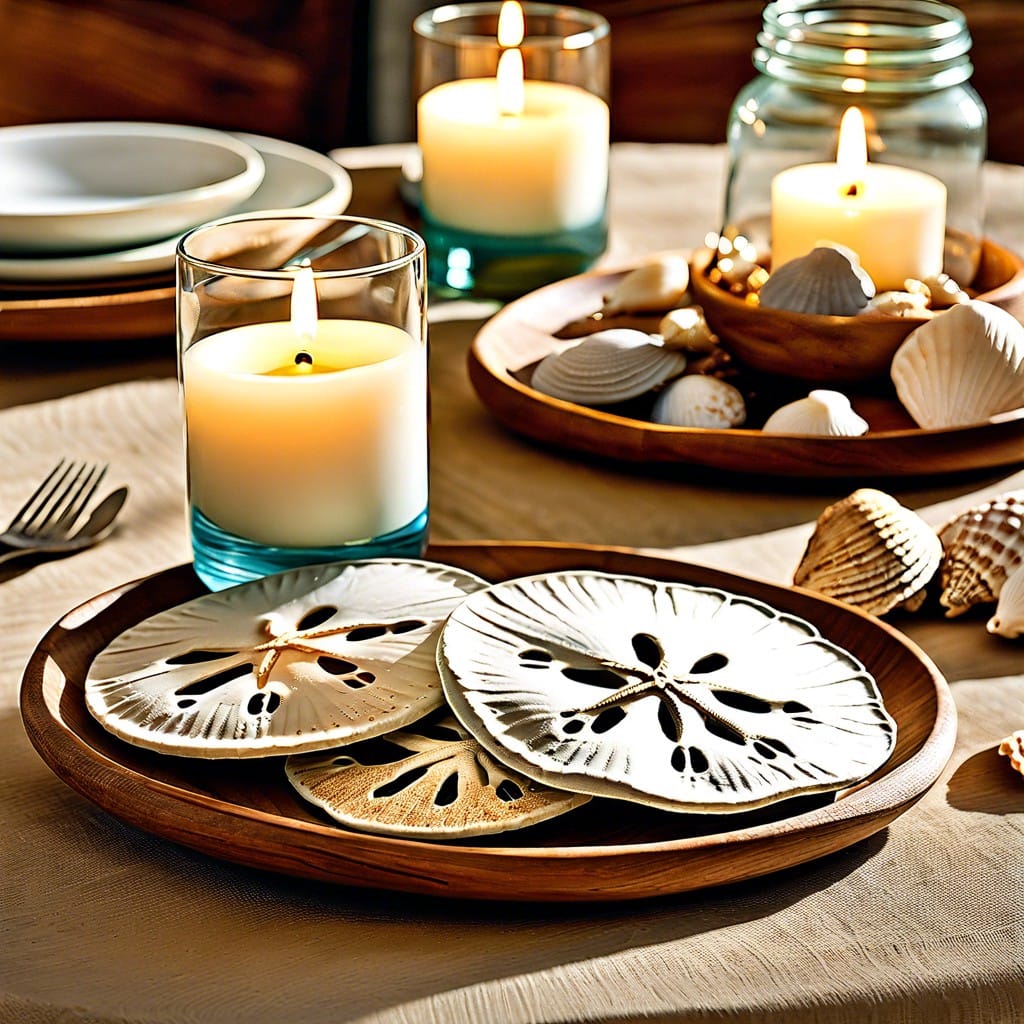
<box><xmin>285</xmin><ymin>711</ymin><xmax>590</xmax><ymax>839</ymax></box>
<box><xmin>85</xmin><ymin>559</ymin><xmax>485</xmax><ymax>758</ymax></box>
<box><xmin>438</xmin><ymin>571</ymin><xmax>897</xmax><ymax>813</ymax></box>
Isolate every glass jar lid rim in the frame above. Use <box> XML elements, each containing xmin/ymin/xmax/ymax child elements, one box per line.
<box><xmin>413</xmin><ymin>2</ymin><xmax>609</xmax><ymax>48</ymax></box>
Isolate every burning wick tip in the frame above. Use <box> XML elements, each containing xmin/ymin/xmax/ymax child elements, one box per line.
<box><xmin>295</xmin><ymin>351</ymin><xmax>314</xmax><ymax>366</ymax></box>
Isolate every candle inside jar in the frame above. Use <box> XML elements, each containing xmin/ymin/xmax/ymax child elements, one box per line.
<box><xmin>770</xmin><ymin>107</ymin><xmax>947</xmax><ymax>291</ymax></box>
<box><xmin>182</xmin><ymin>267</ymin><xmax>427</xmax><ymax>549</ymax></box>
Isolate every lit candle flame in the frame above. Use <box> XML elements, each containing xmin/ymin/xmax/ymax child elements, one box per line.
<box><xmin>289</xmin><ymin>262</ymin><xmax>318</xmax><ymax>353</ymax></box>
<box><xmin>496</xmin><ymin>1</ymin><xmax>525</xmax><ymax>117</ymax></box>
<box><xmin>497</xmin><ymin>1</ymin><xmax>524</xmax><ymax>47</ymax></box>
<box><xmin>836</xmin><ymin>107</ymin><xmax>868</xmax><ymax>197</ymax></box>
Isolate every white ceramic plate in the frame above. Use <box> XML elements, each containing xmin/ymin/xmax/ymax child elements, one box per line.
<box><xmin>0</xmin><ymin>133</ymin><xmax>353</xmax><ymax>283</ymax></box>
<box><xmin>0</xmin><ymin>122</ymin><xmax>265</xmax><ymax>254</ymax></box>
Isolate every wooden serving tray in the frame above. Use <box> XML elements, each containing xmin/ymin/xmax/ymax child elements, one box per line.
<box><xmin>20</xmin><ymin>542</ymin><xmax>956</xmax><ymax>902</ymax></box>
<box><xmin>468</xmin><ymin>250</ymin><xmax>1024</xmax><ymax>478</ymax></box>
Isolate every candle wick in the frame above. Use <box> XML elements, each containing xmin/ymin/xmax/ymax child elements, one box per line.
<box><xmin>295</xmin><ymin>351</ymin><xmax>314</xmax><ymax>366</ymax></box>
<box><xmin>845</xmin><ymin>183</ymin><xmax>860</xmax><ymax>198</ymax></box>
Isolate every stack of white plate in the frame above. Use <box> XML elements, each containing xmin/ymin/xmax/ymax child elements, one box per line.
<box><xmin>0</xmin><ymin>122</ymin><xmax>353</xmax><ymax>283</ymax></box>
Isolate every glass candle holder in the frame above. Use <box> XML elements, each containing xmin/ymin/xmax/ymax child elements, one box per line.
<box><xmin>413</xmin><ymin>2</ymin><xmax>610</xmax><ymax>299</ymax></box>
<box><xmin>176</xmin><ymin>215</ymin><xmax>429</xmax><ymax>591</ymax></box>
<box><xmin>725</xmin><ymin>0</ymin><xmax>987</xmax><ymax>285</ymax></box>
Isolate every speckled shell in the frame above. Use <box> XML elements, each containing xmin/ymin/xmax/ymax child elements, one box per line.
<box><xmin>530</xmin><ymin>329</ymin><xmax>687</xmax><ymax>406</ymax></box>
<box><xmin>650</xmin><ymin>375</ymin><xmax>746</xmax><ymax>429</ymax></box>
<box><xmin>998</xmin><ymin>730</ymin><xmax>1024</xmax><ymax>777</ymax></box>
<box><xmin>890</xmin><ymin>300</ymin><xmax>1024</xmax><ymax>429</ymax></box>
<box><xmin>937</xmin><ymin>490</ymin><xmax>1024</xmax><ymax>617</ymax></box>
<box><xmin>601</xmin><ymin>255</ymin><xmax>690</xmax><ymax>315</ymax></box>
<box><xmin>760</xmin><ymin>245</ymin><xmax>875</xmax><ymax>316</ymax></box>
<box><xmin>794</xmin><ymin>488</ymin><xmax>942</xmax><ymax>616</ymax></box>
<box><xmin>762</xmin><ymin>389</ymin><xmax>869</xmax><ymax>436</ymax></box>
<box><xmin>988</xmin><ymin>564</ymin><xmax>1024</xmax><ymax>639</ymax></box>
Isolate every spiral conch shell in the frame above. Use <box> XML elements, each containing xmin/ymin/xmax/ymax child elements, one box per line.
<box><xmin>601</xmin><ymin>255</ymin><xmax>690</xmax><ymax>315</ymax></box>
<box><xmin>937</xmin><ymin>490</ymin><xmax>1024</xmax><ymax>617</ymax></box>
<box><xmin>530</xmin><ymin>329</ymin><xmax>686</xmax><ymax>406</ymax></box>
<box><xmin>998</xmin><ymin>731</ymin><xmax>1024</xmax><ymax>777</ymax></box>
<box><xmin>760</xmin><ymin>244</ymin><xmax>875</xmax><ymax>316</ymax></box>
<box><xmin>890</xmin><ymin>300</ymin><xmax>1024</xmax><ymax>429</ymax></box>
<box><xmin>794</xmin><ymin>488</ymin><xmax>942</xmax><ymax>616</ymax></box>
<box><xmin>762</xmin><ymin>390</ymin><xmax>868</xmax><ymax>436</ymax></box>
<box><xmin>651</xmin><ymin>375</ymin><xmax>746</xmax><ymax>428</ymax></box>
<box><xmin>988</xmin><ymin>564</ymin><xmax>1024</xmax><ymax>639</ymax></box>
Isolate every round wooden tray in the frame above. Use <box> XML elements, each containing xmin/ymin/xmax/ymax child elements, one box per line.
<box><xmin>468</xmin><ymin>246</ymin><xmax>1024</xmax><ymax>478</ymax></box>
<box><xmin>20</xmin><ymin>542</ymin><xmax>956</xmax><ymax>903</ymax></box>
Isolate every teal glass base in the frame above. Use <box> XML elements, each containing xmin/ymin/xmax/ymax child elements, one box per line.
<box><xmin>423</xmin><ymin>210</ymin><xmax>608</xmax><ymax>301</ymax></box>
<box><xmin>190</xmin><ymin>506</ymin><xmax>429</xmax><ymax>591</ymax></box>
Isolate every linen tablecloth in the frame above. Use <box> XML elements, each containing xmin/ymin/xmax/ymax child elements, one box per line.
<box><xmin>3</xmin><ymin>145</ymin><xmax>1024</xmax><ymax>1023</ymax></box>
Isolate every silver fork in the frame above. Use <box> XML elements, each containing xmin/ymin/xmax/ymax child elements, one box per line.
<box><xmin>0</xmin><ymin>459</ymin><xmax>122</xmax><ymax>563</ymax></box>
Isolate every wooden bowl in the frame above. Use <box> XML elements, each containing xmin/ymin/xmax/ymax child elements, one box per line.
<box><xmin>690</xmin><ymin>238</ymin><xmax>1024</xmax><ymax>385</ymax></box>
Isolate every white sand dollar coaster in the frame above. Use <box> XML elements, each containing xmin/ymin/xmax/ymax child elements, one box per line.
<box><xmin>438</xmin><ymin>571</ymin><xmax>897</xmax><ymax>813</ymax></box>
<box><xmin>85</xmin><ymin>559</ymin><xmax>485</xmax><ymax>758</ymax></box>
<box><xmin>286</xmin><ymin>712</ymin><xmax>589</xmax><ymax>839</ymax></box>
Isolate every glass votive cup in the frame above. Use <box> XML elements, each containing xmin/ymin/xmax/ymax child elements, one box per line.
<box><xmin>176</xmin><ymin>214</ymin><xmax>429</xmax><ymax>591</ymax></box>
<box><xmin>413</xmin><ymin>2</ymin><xmax>610</xmax><ymax>299</ymax></box>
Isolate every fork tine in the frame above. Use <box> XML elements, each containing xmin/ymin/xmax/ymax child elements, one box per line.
<box><xmin>8</xmin><ymin>459</ymin><xmax>72</xmax><ymax>531</ymax></box>
<box><xmin>54</xmin><ymin>464</ymin><xmax>108</xmax><ymax>529</ymax></box>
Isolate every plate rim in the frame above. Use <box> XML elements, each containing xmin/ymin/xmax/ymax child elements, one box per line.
<box><xmin>20</xmin><ymin>541</ymin><xmax>957</xmax><ymax>901</ymax></box>
<box><xmin>468</xmin><ymin>258</ymin><xmax>1024</xmax><ymax>478</ymax></box>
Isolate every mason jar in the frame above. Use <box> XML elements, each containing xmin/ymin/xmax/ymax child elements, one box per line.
<box><xmin>724</xmin><ymin>0</ymin><xmax>987</xmax><ymax>284</ymax></box>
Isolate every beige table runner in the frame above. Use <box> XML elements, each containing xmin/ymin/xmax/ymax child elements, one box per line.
<box><xmin>3</xmin><ymin>380</ymin><xmax>1023</xmax><ymax>1024</ymax></box>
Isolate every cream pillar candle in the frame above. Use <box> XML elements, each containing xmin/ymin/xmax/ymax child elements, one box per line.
<box><xmin>770</xmin><ymin>107</ymin><xmax>947</xmax><ymax>291</ymax></box>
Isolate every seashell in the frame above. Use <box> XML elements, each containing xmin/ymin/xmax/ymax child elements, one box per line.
<box><xmin>601</xmin><ymin>255</ymin><xmax>690</xmax><ymax>315</ymax></box>
<box><xmin>531</xmin><ymin>328</ymin><xmax>686</xmax><ymax>406</ymax></box>
<box><xmin>84</xmin><ymin>559</ymin><xmax>487</xmax><ymax>758</ymax></box>
<box><xmin>438</xmin><ymin>570</ymin><xmax>896</xmax><ymax>813</ymax></box>
<box><xmin>794</xmin><ymin>488</ymin><xmax>942</xmax><ymax>616</ymax></box>
<box><xmin>762</xmin><ymin>389</ymin><xmax>869</xmax><ymax>436</ymax></box>
<box><xmin>913</xmin><ymin>273</ymin><xmax>969</xmax><ymax>309</ymax></box>
<box><xmin>987</xmin><ymin>564</ymin><xmax>1024</xmax><ymax>639</ymax></box>
<box><xmin>890</xmin><ymin>300</ymin><xmax>1024</xmax><ymax>429</ymax></box>
<box><xmin>999</xmin><ymin>731</ymin><xmax>1024</xmax><ymax>777</ymax></box>
<box><xmin>760</xmin><ymin>244</ymin><xmax>875</xmax><ymax>316</ymax></box>
<box><xmin>937</xmin><ymin>490</ymin><xmax>1024</xmax><ymax>617</ymax></box>
<box><xmin>650</xmin><ymin>375</ymin><xmax>746</xmax><ymax>428</ymax></box>
<box><xmin>658</xmin><ymin>305</ymin><xmax>719</xmax><ymax>353</ymax></box>
<box><xmin>285</xmin><ymin>711</ymin><xmax>589</xmax><ymax>839</ymax></box>
<box><xmin>868</xmin><ymin>290</ymin><xmax>933</xmax><ymax>318</ymax></box>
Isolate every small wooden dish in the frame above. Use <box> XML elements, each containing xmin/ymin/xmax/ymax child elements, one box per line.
<box><xmin>20</xmin><ymin>542</ymin><xmax>956</xmax><ymax>903</ymax></box>
<box><xmin>690</xmin><ymin>238</ymin><xmax>1024</xmax><ymax>384</ymax></box>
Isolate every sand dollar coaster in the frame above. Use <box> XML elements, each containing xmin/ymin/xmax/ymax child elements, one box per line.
<box><xmin>438</xmin><ymin>571</ymin><xmax>897</xmax><ymax>813</ymax></box>
<box><xmin>285</xmin><ymin>711</ymin><xmax>589</xmax><ymax>839</ymax></box>
<box><xmin>85</xmin><ymin>559</ymin><xmax>485</xmax><ymax>758</ymax></box>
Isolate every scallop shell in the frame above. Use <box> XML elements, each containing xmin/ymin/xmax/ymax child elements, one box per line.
<box><xmin>84</xmin><ymin>559</ymin><xmax>486</xmax><ymax>758</ymax></box>
<box><xmin>762</xmin><ymin>389</ymin><xmax>868</xmax><ymax>436</ymax></box>
<box><xmin>987</xmin><ymin>564</ymin><xmax>1024</xmax><ymax>639</ymax></box>
<box><xmin>914</xmin><ymin>273</ymin><xmax>969</xmax><ymax>309</ymax></box>
<box><xmin>890</xmin><ymin>300</ymin><xmax>1024</xmax><ymax>429</ymax></box>
<box><xmin>438</xmin><ymin>570</ymin><xmax>896</xmax><ymax>813</ymax></box>
<box><xmin>601</xmin><ymin>255</ymin><xmax>690</xmax><ymax>315</ymax></box>
<box><xmin>998</xmin><ymin>730</ymin><xmax>1024</xmax><ymax>777</ymax></box>
<box><xmin>285</xmin><ymin>711</ymin><xmax>589</xmax><ymax>839</ymax></box>
<box><xmin>658</xmin><ymin>305</ymin><xmax>718</xmax><ymax>353</ymax></box>
<box><xmin>793</xmin><ymin>488</ymin><xmax>942</xmax><ymax>616</ymax></box>
<box><xmin>650</xmin><ymin>375</ymin><xmax>746</xmax><ymax>428</ymax></box>
<box><xmin>937</xmin><ymin>490</ymin><xmax>1024</xmax><ymax>617</ymax></box>
<box><xmin>760</xmin><ymin>244</ymin><xmax>875</xmax><ymax>316</ymax></box>
<box><xmin>868</xmin><ymin>290</ymin><xmax>933</xmax><ymax>318</ymax></box>
<box><xmin>531</xmin><ymin>329</ymin><xmax>686</xmax><ymax>406</ymax></box>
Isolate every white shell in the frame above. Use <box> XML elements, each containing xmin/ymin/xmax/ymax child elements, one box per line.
<box><xmin>650</xmin><ymin>375</ymin><xmax>746</xmax><ymax>428</ymax></box>
<box><xmin>85</xmin><ymin>559</ymin><xmax>486</xmax><ymax>758</ymax></box>
<box><xmin>890</xmin><ymin>300</ymin><xmax>1024</xmax><ymax>429</ymax></box>
<box><xmin>761</xmin><ymin>245</ymin><xmax>875</xmax><ymax>316</ymax></box>
<box><xmin>937</xmin><ymin>490</ymin><xmax>1024</xmax><ymax>617</ymax></box>
<box><xmin>868</xmin><ymin>290</ymin><xmax>932</xmax><ymax>318</ymax></box>
<box><xmin>657</xmin><ymin>305</ymin><xmax>718</xmax><ymax>353</ymax></box>
<box><xmin>438</xmin><ymin>571</ymin><xmax>896</xmax><ymax>813</ymax></box>
<box><xmin>602</xmin><ymin>255</ymin><xmax>690</xmax><ymax>315</ymax></box>
<box><xmin>762</xmin><ymin>389</ymin><xmax>869</xmax><ymax>436</ymax></box>
<box><xmin>285</xmin><ymin>711</ymin><xmax>589</xmax><ymax>838</ymax></box>
<box><xmin>793</xmin><ymin>488</ymin><xmax>942</xmax><ymax>616</ymax></box>
<box><xmin>988</xmin><ymin>564</ymin><xmax>1024</xmax><ymax>639</ymax></box>
<box><xmin>531</xmin><ymin>329</ymin><xmax>686</xmax><ymax>406</ymax></box>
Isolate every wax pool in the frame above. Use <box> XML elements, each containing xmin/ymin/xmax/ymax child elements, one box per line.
<box><xmin>418</xmin><ymin>78</ymin><xmax>609</xmax><ymax>236</ymax></box>
<box><xmin>182</xmin><ymin>320</ymin><xmax>427</xmax><ymax>549</ymax></box>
